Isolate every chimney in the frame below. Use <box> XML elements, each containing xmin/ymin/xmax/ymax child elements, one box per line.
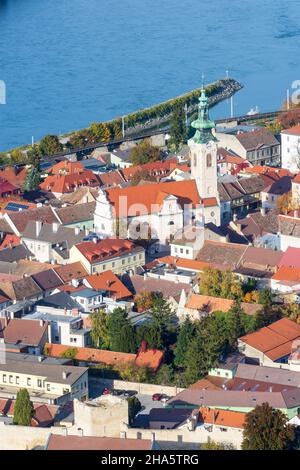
<box><xmin>120</xmin><ymin>431</ymin><xmax>127</xmax><ymax>439</ymax></box>
<box><xmin>74</xmin><ymin>226</ymin><xmax>80</xmax><ymax>235</ymax></box>
<box><xmin>52</xmin><ymin>222</ymin><xmax>59</xmax><ymax>233</ymax></box>
<box><xmin>260</xmin><ymin>206</ymin><xmax>266</xmax><ymax>216</ymax></box>
<box><xmin>62</xmin><ymin>371</ymin><xmax>68</xmax><ymax>380</ymax></box>
<box><xmin>36</xmin><ymin>220</ymin><xmax>42</xmax><ymax>236</ymax></box>
<box><xmin>92</xmin><ymin>237</ymin><xmax>98</xmax><ymax>244</ymax></box>
<box><xmin>39</xmin><ymin>319</ymin><xmax>44</xmax><ymax>327</ymax></box>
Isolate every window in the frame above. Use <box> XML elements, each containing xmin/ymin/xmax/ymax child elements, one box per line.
<box><xmin>27</xmin><ymin>378</ymin><xmax>31</xmax><ymax>386</ymax></box>
<box><xmin>3</xmin><ymin>374</ymin><xmax>6</xmax><ymax>383</ymax></box>
<box><xmin>206</xmin><ymin>153</ymin><xmax>212</xmax><ymax>167</ymax></box>
<box><xmin>122</xmin><ymin>259</ymin><xmax>125</xmax><ymax>265</ymax></box>
<box><xmin>9</xmin><ymin>375</ymin><xmax>13</xmax><ymax>384</ymax></box>
<box><xmin>180</xmin><ymin>248</ymin><xmax>183</xmax><ymax>254</ymax></box>
<box><xmin>47</xmin><ymin>384</ymin><xmax>50</xmax><ymax>391</ymax></box>
<box><xmin>37</xmin><ymin>379</ymin><xmax>42</xmax><ymax>388</ymax></box>
<box><xmin>186</xmin><ymin>249</ymin><xmax>189</xmax><ymax>255</ymax></box>
<box><xmin>102</xmin><ymin>264</ymin><xmax>106</xmax><ymax>270</ymax></box>
<box><xmin>16</xmin><ymin>376</ymin><xmax>19</xmax><ymax>385</ymax></box>
<box><xmin>193</xmin><ymin>153</ymin><xmax>197</xmax><ymax>166</ymax></box>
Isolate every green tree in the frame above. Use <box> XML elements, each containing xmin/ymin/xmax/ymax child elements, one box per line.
<box><xmin>169</xmin><ymin>102</ymin><xmax>187</xmax><ymax>151</ymax></box>
<box><xmin>10</xmin><ymin>149</ymin><xmax>24</xmax><ymax>164</ymax></box>
<box><xmin>69</xmin><ymin>130</ymin><xmax>94</xmax><ymax>148</ymax></box>
<box><xmin>106</xmin><ymin>308</ymin><xmax>136</xmax><ymax>353</ymax></box>
<box><xmin>258</xmin><ymin>288</ymin><xmax>274</xmax><ymax>306</ymax></box>
<box><xmin>39</xmin><ymin>135</ymin><xmax>63</xmax><ymax>156</ymax></box>
<box><xmin>59</xmin><ymin>347</ymin><xmax>78</xmax><ymax>360</ymax></box>
<box><xmin>242</xmin><ymin>403</ymin><xmax>295</xmax><ymax>450</ymax></box>
<box><xmin>255</xmin><ymin>305</ymin><xmax>282</xmax><ymax>329</ymax></box>
<box><xmin>23</xmin><ymin>167</ymin><xmax>42</xmax><ymax>192</ymax></box>
<box><xmin>183</xmin><ymin>316</ymin><xmax>222</xmax><ymax>385</ymax></box>
<box><xmin>127</xmin><ymin>396</ymin><xmax>142</xmax><ymax>424</ymax></box>
<box><xmin>13</xmin><ymin>389</ymin><xmax>35</xmax><ymax>426</ymax></box>
<box><xmin>225</xmin><ymin>301</ymin><xmax>246</xmax><ymax>350</ymax></box>
<box><xmin>148</xmin><ymin>294</ymin><xmax>175</xmax><ymax>349</ymax></box>
<box><xmin>90</xmin><ymin>309</ymin><xmax>110</xmax><ymax>349</ymax></box>
<box><xmin>154</xmin><ymin>363</ymin><xmax>174</xmax><ymax>386</ymax></box>
<box><xmin>174</xmin><ymin>318</ymin><xmax>196</xmax><ymax>367</ymax></box>
<box><xmin>130</xmin><ymin>140</ymin><xmax>161</xmax><ymax>166</ymax></box>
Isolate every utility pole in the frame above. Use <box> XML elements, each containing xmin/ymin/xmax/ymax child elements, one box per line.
<box><xmin>122</xmin><ymin>116</ymin><xmax>125</xmax><ymax>139</ymax></box>
<box><xmin>31</xmin><ymin>136</ymin><xmax>34</xmax><ymax>147</ymax></box>
<box><xmin>185</xmin><ymin>103</ymin><xmax>188</xmax><ymax>127</ymax></box>
<box><xmin>230</xmin><ymin>96</ymin><xmax>234</xmax><ymax>118</ymax></box>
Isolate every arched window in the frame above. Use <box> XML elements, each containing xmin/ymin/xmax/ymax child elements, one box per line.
<box><xmin>193</xmin><ymin>153</ymin><xmax>197</xmax><ymax>166</ymax></box>
<box><xmin>168</xmin><ymin>221</ymin><xmax>175</xmax><ymax>225</ymax></box>
<box><xmin>207</xmin><ymin>153</ymin><xmax>212</xmax><ymax>167</ymax></box>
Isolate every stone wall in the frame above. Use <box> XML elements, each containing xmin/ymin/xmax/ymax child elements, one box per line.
<box><xmin>98</xmin><ymin>378</ymin><xmax>185</xmax><ymax>396</ymax></box>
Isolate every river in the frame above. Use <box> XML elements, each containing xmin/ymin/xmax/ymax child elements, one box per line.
<box><xmin>0</xmin><ymin>0</ymin><xmax>299</xmax><ymax>150</ymax></box>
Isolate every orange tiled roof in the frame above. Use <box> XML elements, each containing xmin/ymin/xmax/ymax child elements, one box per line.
<box><xmin>0</xmin><ymin>234</ymin><xmax>20</xmax><ymax>250</ymax></box>
<box><xmin>158</xmin><ymin>256</ymin><xmax>209</xmax><ymax>272</ymax></box>
<box><xmin>40</xmin><ymin>170</ymin><xmax>100</xmax><ymax>194</ymax></box>
<box><xmin>281</xmin><ymin>123</ymin><xmax>300</xmax><ymax>136</ymax></box>
<box><xmin>50</xmin><ymin>161</ymin><xmax>84</xmax><ymax>175</ymax></box>
<box><xmin>85</xmin><ymin>270</ymin><xmax>132</xmax><ymax>300</ymax></box>
<box><xmin>199</xmin><ymin>406</ymin><xmax>246</xmax><ymax>429</ymax></box>
<box><xmin>45</xmin><ymin>342</ymin><xmax>163</xmax><ymax>371</ymax></box>
<box><xmin>75</xmin><ymin>238</ymin><xmax>143</xmax><ymax>264</ymax></box>
<box><xmin>186</xmin><ymin>293</ymin><xmax>261</xmax><ymax>316</ymax></box>
<box><xmin>240</xmin><ymin>318</ymin><xmax>300</xmax><ymax>361</ymax></box>
<box><xmin>105</xmin><ymin>180</ymin><xmax>217</xmax><ymax>217</ymax></box>
<box><xmin>53</xmin><ymin>262</ymin><xmax>88</xmax><ymax>283</ymax></box>
<box><xmin>272</xmin><ymin>266</ymin><xmax>300</xmax><ymax>283</ymax></box>
<box><xmin>0</xmin><ymin>167</ymin><xmax>28</xmax><ymax>188</ymax></box>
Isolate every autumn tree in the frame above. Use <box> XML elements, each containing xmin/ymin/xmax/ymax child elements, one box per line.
<box><xmin>276</xmin><ymin>191</ymin><xmax>296</xmax><ymax>215</ymax></box>
<box><xmin>130</xmin><ymin>139</ymin><xmax>161</xmax><ymax>166</ymax></box>
<box><xmin>135</xmin><ymin>291</ymin><xmax>155</xmax><ymax>311</ymax></box>
<box><xmin>130</xmin><ymin>169</ymin><xmax>156</xmax><ymax>186</ymax></box>
<box><xmin>69</xmin><ymin>129</ymin><xmax>94</xmax><ymax>148</ymax></box>
<box><xmin>199</xmin><ymin>267</ymin><xmax>243</xmax><ymax>300</ymax></box>
<box><xmin>242</xmin><ymin>403</ymin><xmax>295</xmax><ymax>450</ymax></box>
<box><xmin>10</xmin><ymin>149</ymin><xmax>24</xmax><ymax>164</ymax></box>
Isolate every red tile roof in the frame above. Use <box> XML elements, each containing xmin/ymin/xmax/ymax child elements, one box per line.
<box><xmin>199</xmin><ymin>406</ymin><xmax>246</xmax><ymax>429</ymax></box>
<box><xmin>158</xmin><ymin>255</ymin><xmax>209</xmax><ymax>272</ymax></box>
<box><xmin>40</xmin><ymin>170</ymin><xmax>100</xmax><ymax>194</ymax></box>
<box><xmin>105</xmin><ymin>180</ymin><xmax>216</xmax><ymax>217</ymax></box>
<box><xmin>75</xmin><ymin>238</ymin><xmax>143</xmax><ymax>264</ymax></box>
<box><xmin>281</xmin><ymin>123</ymin><xmax>300</xmax><ymax>136</ymax></box>
<box><xmin>3</xmin><ymin>318</ymin><xmax>48</xmax><ymax>347</ymax></box>
<box><xmin>272</xmin><ymin>266</ymin><xmax>300</xmax><ymax>283</ymax></box>
<box><xmin>0</xmin><ymin>234</ymin><xmax>20</xmax><ymax>250</ymax></box>
<box><xmin>53</xmin><ymin>262</ymin><xmax>88</xmax><ymax>283</ymax></box>
<box><xmin>45</xmin><ymin>341</ymin><xmax>163</xmax><ymax>371</ymax></box>
<box><xmin>85</xmin><ymin>270</ymin><xmax>132</xmax><ymax>300</ymax></box>
<box><xmin>240</xmin><ymin>318</ymin><xmax>300</xmax><ymax>361</ymax></box>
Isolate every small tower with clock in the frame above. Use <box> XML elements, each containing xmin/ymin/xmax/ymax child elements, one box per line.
<box><xmin>188</xmin><ymin>86</ymin><xmax>220</xmax><ymax>226</ymax></box>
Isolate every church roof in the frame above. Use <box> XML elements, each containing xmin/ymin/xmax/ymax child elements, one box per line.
<box><xmin>104</xmin><ymin>180</ymin><xmax>217</xmax><ymax>217</ymax></box>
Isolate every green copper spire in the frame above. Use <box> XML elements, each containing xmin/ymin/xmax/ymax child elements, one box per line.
<box><xmin>191</xmin><ymin>87</ymin><xmax>217</xmax><ymax>144</ymax></box>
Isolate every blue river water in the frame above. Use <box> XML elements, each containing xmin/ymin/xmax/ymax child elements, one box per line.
<box><xmin>0</xmin><ymin>0</ymin><xmax>299</xmax><ymax>151</ymax></box>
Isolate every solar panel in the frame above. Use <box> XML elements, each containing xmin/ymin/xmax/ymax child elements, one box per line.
<box><xmin>5</xmin><ymin>202</ymin><xmax>29</xmax><ymax>212</ymax></box>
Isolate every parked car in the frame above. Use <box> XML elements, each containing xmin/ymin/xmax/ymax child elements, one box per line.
<box><xmin>123</xmin><ymin>390</ymin><xmax>138</xmax><ymax>397</ymax></box>
<box><xmin>102</xmin><ymin>388</ymin><xmax>111</xmax><ymax>395</ymax></box>
<box><xmin>152</xmin><ymin>393</ymin><xmax>163</xmax><ymax>401</ymax></box>
<box><xmin>111</xmin><ymin>389</ymin><xmax>124</xmax><ymax>396</ymax></box>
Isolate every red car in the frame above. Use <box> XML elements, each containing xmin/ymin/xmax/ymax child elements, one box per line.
<box><xmin>152</xmin><ymin>393</ymin><xmax>163</xmax><ymax>401</ymax></box>
<box><xmin>102</xmin><ymin>388</ymin><xmax>111</xmax><ymax>395</ymax></box>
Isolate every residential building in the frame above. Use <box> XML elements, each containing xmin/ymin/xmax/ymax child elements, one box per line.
<box><xmin>238</xmin><ymin>318</ymin><xmax>300</xmax><ymax>366</ymax></box>
<box><xmin>0</xmin><ymin>359</ymin><xmax>88</xmax><ymax>404</ymax></box>
<box><xmin>53</xmin><ymin>202</ymin><xmax>96</xmax><ymax>231</ymax></box>
<box><xmin>21</xmin><ymin>221</ymin><xmax>85</xmax><ymax>263</ymax></box>
<box><xmin>215</xmin><ymin>126</ymin><xmax>280</xmax><ymax>165</ymax></box>
<box><xmin>46</xmin><ymin>434</ymin><xmax>155</xmax><ymax>450</ymax></box>
<box><xmin>281</xmin><ymin>123</ymin><xmax>300</xmax><ymax>173</ymax></box>
<box><xmin>1</xmin><ymin>318</ymin><xmax>48</xmax><ymax>354</ymax></box>
<box><xmin>230</xmin><ymin>209</ymin><xmax>280</xmax><ymax>249</ymax></box>
<box><xmin>70</xmin><ymin>238</ymin><xmax>145</xmax><ymax>275</ymax></box>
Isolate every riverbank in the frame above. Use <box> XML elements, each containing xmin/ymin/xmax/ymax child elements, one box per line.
<box><xmin>0</xmin><ymin>77</ymin><xmax>242</xmax><ymax>164</ymax></box>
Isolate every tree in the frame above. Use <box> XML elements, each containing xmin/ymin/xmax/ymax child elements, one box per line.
<box><xmin>154</xmin><ymin>364</ymin><xmax>174</xmax><ymax>386</ymax></box>
<box><xmin>136</xmin><ymin>323</ymin><xmax>163</xmax><ymax>350</ymax></box>
<box><xmin>242</xmin><ymin>403</ymin><xmax>295</xmax><ymax>450</ymax></box>
<box><xmin>130</xmin><ymin>169</ymin><xmax>156</xmax><ymax>186</ymax></box>
<box><xmin>130</xmin><ymin>139</ymin><xmax>161</xmax><ymax>166</ymax></box>
<box><xmin>225</xmin><ymin>301</ymin><xmax>246</xmax><ymax>350</ymax></box>
<box><xmin>276</xmin><ymin>191</ymin><xmax>296</xmax><ymax>215</ymax></box>
<box><xmin>106</xmin><ymin>308</ymin><xmax>136</xmax><ymax>353</ymax></box>
<box><xmin>89</xmin><ymin>310</ymin><xmax>109</xmax><ymax>349</ymax></box>
<box><xmin>39</xmin><ymin>135</ymin><xmax>63</xmax><ymax>156</ymax></box>
<box><xmin>127</xmin><ymin>396</ymin><xmax>142</xmax><ymax>424</ymax></box>
<box><xmin>118</xmin><ymin>363</ymin><xmax>152</xmax><ymax>383</ymax></box>
<box><xmin>148</xmin><ymin>294</ymin><xmax>176</xmax><ymax>349</ymax></box>
<box><xmin>199</xmin><ymin>267</ymin><xmax>243</xmax><ymax>300</ymax></box>
<box><xmin>10</xmin><ymin>149</ymin><xmax>24</xmax><ymax>164</ymax></box>
<box><xmin>183</xmin><ymin>316</ymin><xmax>222</xmax><ymax>385</ymax></box>
<box><xmin>255</xmin><ymin>305</ymin><xmax>282</xmax><ymax>329</ymax></box>
<box><xmin>13</xmin><ymin>389</ymin><xmax>35</xmax><ymax>426</ymax></box>
<box><xmin>202</xmin><ymin>440</ymin><xmax>236</xmax><ymax>450</ymax></box>
<box><xmin>169</xmin><ymin>102</ymin><xmax>187</xmax><ymax>151</ymax></box>
<box><xmin>174</xmin><ymin>318</ymin><xmax>196</xmax><ymax>367</ymax></box>
<box><xmin>258</xmin><ymin>288</ymin><xmax>274</xmax><ymax>306</ymax></box>
<box><xmin>69</xmin><ymin>130</ymin><xmax>94</xmax><ymax>148</ymax></box>
<box><xmin>23</xmin><ymin>167</ymin><xmax>42</xmax><ymax>192</ymax></box>
<box><xmin>135</xmin><ymin>291</ymin><xmax>155</xmax><ymax>312</ymax></box>
<box><xmin>59</xmin><ymin>347</ymin><xmax>78</xmax><ymax>360</ymax></box>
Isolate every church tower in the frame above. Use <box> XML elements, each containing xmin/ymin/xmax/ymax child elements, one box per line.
<box><xmin>188</xmin><ymin>87</ymin><xmax>220</xmax><ymax>226</ymax></box>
